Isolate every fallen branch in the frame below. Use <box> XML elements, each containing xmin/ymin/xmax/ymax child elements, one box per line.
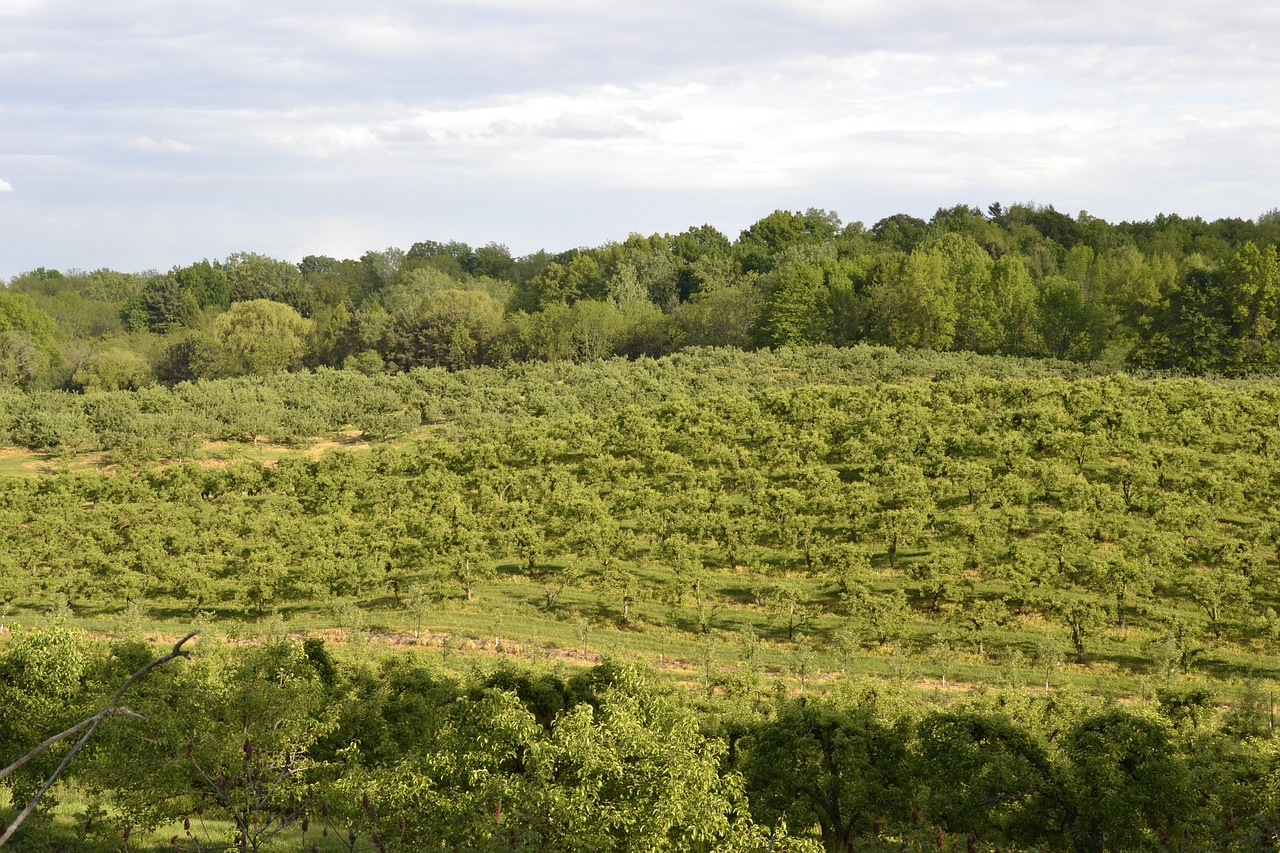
<box><xmin>0</xmin><ymin>631</ymin><xmax>198</xmax><ymax>847</ymax></box>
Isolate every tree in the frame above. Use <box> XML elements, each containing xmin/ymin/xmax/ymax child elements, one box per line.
<box><xmin>195</xmin><ymin>299</ymin><xmax>313</xmax><ymax>378</ymax></box>
<box><xmin>863</xmin><ymin>247</ymin><xmax>958</xmax><ymax>350</ymax></box>
<box><xmin>224</xmin><ymin>252</ymin><xmax>310</xmax><ymax>314</ymax></box>
<box><xmin>171</xmin><ymin>259</ymin><xmax>232</xmax><ymax>308</ymax></box>
<box><xmin>523</xmin><ymin>670</ymin><xmax>782</xmax><ymax>851</ymax></box>
<box><xmin>0</xmin><ymin>632</ymin><xmax>197</xmax><ymax>847</ymax></box>
<box><xmin>854</xmin><ymin>589</ymin><xmax>911</xmax><ymax>647</ymax></box>
<box><xmin>954</xmin><ymin>597</ymin><xmax>1006</xmax><ymax>658</ymax></box>
<box><xmin>380</xmin><ymin>288</ymin><xmax>504</xmax><ymax>371</ymax></box>
<box><xmin>89</xmin><ymin>637</ymin><xmax>333</xmax><ymax>852</ymax></box>
<box><xmin>1051</xmin><ymin>595</ymin><xmax>1106</xmax><ymax>664</ymax></box>
<box><xmin>870</xmin><ymin>214</ymin><xmax>928</xmax><ymax>253</ymax></box>
<box><xmin>1061</xmin><ymin>710</ymin><xmax>1191</xmax><ymax>853</ymax></box>
<box><xmin>518</xmin><ymin>253</ymin><xmax>604</xmax><ymax>309</ymax></box>
<box><xmin>1089</xmin><ymin>550</ymin><xmax>1152</xmax><ymax>629</ymax></box>
<box><xmin>737</xmin><ymin>208</ymin><xmax>840</xmax><ymax>271</ymax></box>
<box><xmin>72</xmin><ymin>348</ymin><xmax>154</xmax><ymax>392</ymax></box>
<box><xmin>1221</xmin><ymin>241</ymin><xmax>1280</xmax><ymax>370</ymax></box>
<box><xmin>0</xmin><ymin>626</ymin><xmax>96</xmax><ymax>806</ymax></box>
<box><xmin>989</xmin><ymin>254</ymin><xmax>1043</xmax><ymax>355</ymax></box>
<box><xmin>1130</xmin><ymin>264</ymin><xmax>1232</xmax><ymax>372</ymax></box>
<box><xmin>1182</xmin><ymin>565</ymin><xmax>1251</xmax><ymax>640</ymax></box>
<box><xmin>911</xmin><ymin>711</ymin><xmax>1055</xmax><ymax>844</ymax></box>
<box><xmin>761</xmin><ymin>261</ymin><xmax>832</xmax><ymax>346</ymax></box>
<box><xmin>126</xmin><ymin>275</ymin><xmax>201</xmax><ymax>333</ymax></box>
<box><xmin>872</xmin><ymin>464</ymin><xmax>933</xmax><ymax>568</ymax></box>
<box><xmin>741</xmin><ymin>696</ymin><xmax>910</xmax><ymax>852</ymax></box>
<box><xmin>763</xmin><ymin>579</ymin><xmax>816</xmax><ymax>641</ymax></box>
<box><xmin>570</xmin><ymin>299</ymin><xmax>627</xmax><ymax>360</ymax></box>
<box><xmin>1037</xmin><ymin>275</ymin><xmax>1108</xmax><ymax>361</ymax></box>
<box><xmin>0</xmin><ymin>331</ymin><xmax>51</xmax><ymax>390</ymax></box>
<box><xmin>0</xmin><ymin>291</ymin><xmax>57</xmax><ymax>388</ymax></box>
<box><xmin>935</xmin><ymin>233</ymin><xmax>999</xmax><ymax>354</ymax></box>
<box><xmin>907</xmin><ymin>550</ymin><xmax>968</xmax><ymax>613</ymax></box>
<box><xmin>673</xmin><ymin>280</ymin><xmax>762</xmax><ymax>349</ymax></box>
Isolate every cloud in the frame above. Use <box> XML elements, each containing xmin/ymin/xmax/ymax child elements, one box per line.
<box><xmin>487</xmin><ymin>120</ymin><xmax>526</xmax><ymax>137</ymax></box>
<box><xmin>0</xmin><ymin>178</ymin><xmax>12</xmax><ymax>192</ymax></box>
<box><xmin>125</xmin><ymin>135</ymin><xmax>192</xmax><ymax>153</ymax></box>
<box><xmin>2</xmin><ymin>0</ymin><xmax>1280</xmax><ymax>278</ymax></box>
<box><xmin>539</xmin><ymin>113</ymin><xmax>643</xmax><ymax>140</ymax></box>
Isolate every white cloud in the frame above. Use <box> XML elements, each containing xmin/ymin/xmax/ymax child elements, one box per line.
<box><xmin>2</xmin><ymin>0</ymin><xmax>1279</xmax><ymax>277</ymax></box>
<box><xmin>539</xmin><ymin>112</ymin><xmax>643</xmax><ymax>140</ymax></box>
<box><xmin>0</xmin><ymin>178</ymin><xmax>12</xmax><ymax>192</ymax></box>
<box><xmin>125</xmin><ymin>135</ymin><xmax>192</xmax><ymax>153</ymax></box>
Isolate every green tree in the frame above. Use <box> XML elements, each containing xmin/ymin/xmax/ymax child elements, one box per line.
<box><xmin>72</xmin><ymin>348</ymin><xmax>154</xmax><ymax>392</ymax></box>
<box><xmin>741</xmin><ymin>696</ymin><xmax>910</xmax><ymax>852</ymax></box>
<box><xmin>912</xmin><ymin>710</ymin><xmax>1055</xmax><ymax>844</ymax></box>
<box><xmin>863</xmin><ymin>247</ymin><xmax>958</xmax><ymax>350</ymax></box>
<box><xmin>523</xmin><ymin>670</ymin><xmax>781</xmax><ymax>851</ymax></box>
<box><xmin>0</xmin><ymin>291</ymin><xmax>58</xmax><ymax>388</ymax></box>
<box><xmin>1037</xmin><ymin>275</ymin><xmax>1108</xmax><ymax>361</ymax></box>
<box><xmin>380</xmin><ymin>288</ymin><xmax>504</xmax><ymax>371</ymax></box>
<box><xmin>1061</xmin><ymin>710</ymin><xmax>1191</xmax><ymax>853</ymax></box>
<box><xmin>126</xmin><ymin>275</ymin><xmax>201</xmax><ymax>333</ymax></box>
<box><xmin>737</xmin><ymin>208</ymin><xmax>840</xmax><ymax>272</ymax></box>
<box><xmin>224</xmin><ymin>252</ymin><xmax>310</xmax><ymax>314</ymax></box>
<box><xmin>93</xmin><ymin>637</ymin><xmax>336</xmax><ymax>851</ymax></box>
<box><xmin>1183</xmin><ymin>564</ymin><xmax>1251</xmax><ymax>640</ymax></box>
<box><xmin>1055</xmin><ymin>596</ymin><xmax>1106</xmax><ymax>664</ymax></box>
<box><xmin>907</xmin><ymin>550</ymin><xmax>968</xmax><ymax>613</ymax></box>
<box><xmin>989</xmin><ymin>254</ymin><xmax>1043</xmax><ymax>355</ymax></box>
<box><xmin>934</xmin><ymin>233</ymin><xmax>998</xmax><ymax>353</ymax></box>
<box><xmin>0</xmin><ymin>626</ymin><xmax>95</xmax><ymax>803</ymax></box>
<box><xmin>1221</xmin><ymin>240</ymin><xmax>1280</xmax><ymax>370</ymax></box>
<box><xmin>195</xmin><ymin>299</ymin><xmax>313</xmax><ymax>378</ymax></box>
<box><xmin>761</xmin><ymin>261</ymin><xmax>832</xmax><ymax>346</ymax></box>
<box><xmin>855</xmin><ymin>589</ymin><xmax>910</xmax><ymax>647</ymax></box>
<box><xmin>674</xmin><ymin>280</ymin><xmax>762</xmax><ymax>349</ymax></box>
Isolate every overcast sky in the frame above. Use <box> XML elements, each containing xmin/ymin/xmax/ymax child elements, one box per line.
<box><xmin>2</xmin><ymin>0</ymin><xmax>1278</xmax><ymax>280</ymax></box>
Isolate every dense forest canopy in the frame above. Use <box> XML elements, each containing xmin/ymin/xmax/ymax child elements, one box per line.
<box><xmin>5</xmin><ymin>203</ymin><xmax>1280</xmax><ymax>394</ymax></box>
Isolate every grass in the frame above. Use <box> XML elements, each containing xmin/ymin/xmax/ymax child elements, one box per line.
<box><xmin>6</xmin><ymin>552</ymin><xmax>1272</xmax><ymax>706</ymax></box>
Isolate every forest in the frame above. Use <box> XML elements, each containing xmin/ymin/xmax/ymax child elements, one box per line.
<box><xmin>3</xmin><ymin>203</ymin><xmax>1280</xmax><ymax>396</ymax></box>
<box><xmin>5</xmin><ymin>205</ymin><xmax>1280</xmax><ymax>851</ymax></box>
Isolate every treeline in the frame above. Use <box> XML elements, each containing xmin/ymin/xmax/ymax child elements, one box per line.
<box><xmin>4</xmin><ymin>627</ymin><xmax>1280</xmax><ymax>852</ymax></box>
<box><xmin>4</xmin><ymin>204</ymin><xmax>1280</xmax><ymax>391</ymax></box>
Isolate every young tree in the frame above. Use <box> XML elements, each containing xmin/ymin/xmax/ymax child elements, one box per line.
<box><xmin>1051</xmin><ymin>595</ymin><xmax>1107</xmax><ymax>664</ymax></box>
<box><xmin>907</xmin><ymin>550</ymin><xmax>969</xmax><ymax>613</ymax></box>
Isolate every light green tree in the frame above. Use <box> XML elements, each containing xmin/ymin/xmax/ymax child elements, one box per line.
<box><xmin>195</xmin><ymin>299</ymin><xmax>313</xmax><ymax>378</ymax></box>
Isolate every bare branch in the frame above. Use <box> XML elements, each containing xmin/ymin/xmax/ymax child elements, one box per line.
<box><xmin>0</xmin><ymin>631</ymin><xmax>198</xmax><ymax>848</ymax></box>
<box><xmin>0</xmin><ymin>717</ymin><xmax>98</xmax><ymax>785</ymax></box>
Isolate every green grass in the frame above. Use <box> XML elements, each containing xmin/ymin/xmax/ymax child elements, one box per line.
<box><xmin>6</xmin><ymin>552</ymin><xmax>1273</xmax><ymax>706</ymax></box>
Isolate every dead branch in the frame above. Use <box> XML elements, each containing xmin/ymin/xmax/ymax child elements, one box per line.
<box><xmin>0</xmin><ymin>631</ymin><xmax>198</xmax><ymax>848</ymax></box>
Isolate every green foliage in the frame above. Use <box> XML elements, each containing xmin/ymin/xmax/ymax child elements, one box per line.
<box><xmin>741</xmin><ymin>695</ymin><xmax>910</xmax><ymax>851</ymax></box>
<box><xmin>1061</xmin><ymin>710</ymin><xmax>1192</xmax><ymax>852</ymax></box>
<box><xmin>0</xmin><ymin>626</ymin><xmax>95</xmax><ymax>801</ymax></box>
<box><xmin>194</xmin><ymin>299</ymin><xmax>313</xmax><ymax>378</ymax></box>
<box><xmin>11</xmin><ymin>336</ymin><xmax>1280</xmax><ymax>846</ymax></box>
<box><xmin>912</xmin><ymin>710</ymin><xmax>1054</xmax><ymax>844</ymax></box>
<box><xmin>12</xmin><ymin>204</ymin><xmax>1280</xmax><ymax>385</ymax></box>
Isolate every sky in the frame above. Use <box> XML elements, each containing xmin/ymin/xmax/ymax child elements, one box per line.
<box><xmin>2</xmin><ymin>0</ymin><xmax>1279</xmax><ymax>280</ymax></box>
